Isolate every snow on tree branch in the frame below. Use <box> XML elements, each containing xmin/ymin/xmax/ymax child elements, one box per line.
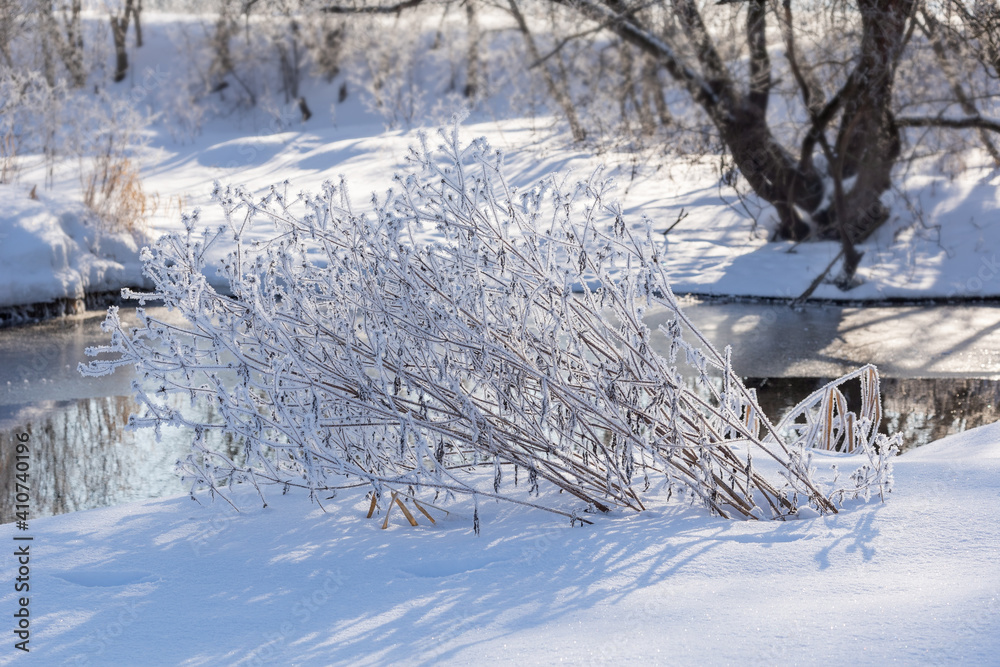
<box><xmin>81</xmin><ymin>123</ymin><xmax>899</xmax><ymax>527</ymax></box>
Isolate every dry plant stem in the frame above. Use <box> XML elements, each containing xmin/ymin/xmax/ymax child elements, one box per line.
<box><xmin>392</xmin><ymin>492</ymin><xmax>419</xmax><ymax>526</ymax></box>
<box><xmin>410</xmin><ymin>498</ymin><xmax>437</xmax><ymax>523</ymax></box>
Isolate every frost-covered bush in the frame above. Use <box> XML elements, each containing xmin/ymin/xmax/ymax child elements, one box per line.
<box><xmin>0</xmin><ymin>70</ymin><xmax>68</xmax><ymax>185</ymax></box>
<box><xmin>82</xmin><ymin>126</ymin><xmax>899</xmax><ymax>525</ymax></box>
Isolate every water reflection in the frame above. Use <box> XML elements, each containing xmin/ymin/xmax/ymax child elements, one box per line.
<box><xmin>0</xmin><ymin>394</ymin><xmax>236</xmax><ymax>522</ymax></box>
<box><xmin>746</xmin><ymin>377</ymin><xmax>1000</xmax><ymax>452</ymax></box>
<box><xmin>647</xmin><ymin>301</ymin><xmax>1000</xmax><ymax>379</ymax></box>
<box><xmin>0</xmin><ymin>311</ymin><xmax>137</xmax><ymax>406</ymax></box>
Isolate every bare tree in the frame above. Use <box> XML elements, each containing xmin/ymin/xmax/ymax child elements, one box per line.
<box><xmin>35</xmin><ymin>1</ymin><xmax>88</xmax><ymax>87</ymax></box>
<box><xmin>110</xmin><ymin>0</ymin><xmax>138</xmax><ymax>83</ymax></box>
<box><xmin>506</xmin><ymin>0</ymin><xmax>587</xmax><ymax>140</ymax></box>
<box><xmin>0</xmin><ymin>0</ymin><xmax>25</xmax><ymax>70</ymax></box>
<box><xmin>134</xmin><ymin>0</ymin><xmax>143</xmax><ymax>47</ymax></box>
<box><xmin>321</xmin><ymin>0</ymin><xmax>1000</xmax><ymax>285</ymax></box>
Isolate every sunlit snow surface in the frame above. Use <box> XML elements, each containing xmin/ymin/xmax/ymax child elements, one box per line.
<box><xmin>0</xmin><ymin>187</ymin><xmax>152</xmax><ymax>310</ymax></box>
<box><xmin>1</xmin><ymin>422</ymin><xmax>998</xmax><ymax>665</ymax></box>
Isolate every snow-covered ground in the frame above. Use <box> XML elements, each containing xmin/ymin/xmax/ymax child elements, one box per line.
<box><xmin>0</xmin><ymin>186</ymin><xmax>151</xmax><ymax>310</ymax></box>
<box><xmin>1</xmin><ymin>422</ymin><xmax>998</xmax><ymax>666</ymax></box>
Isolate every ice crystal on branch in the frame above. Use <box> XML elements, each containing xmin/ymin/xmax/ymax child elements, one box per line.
<box><xmin>81</xmin><ymin>125</ymin><xmax>899</xmax><ymax>524</ymax></box>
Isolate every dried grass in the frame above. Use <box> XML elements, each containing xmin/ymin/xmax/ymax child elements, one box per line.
<box><xmin>775</xmin><ymin>365</ymin><xmax>886</xmax><ymax>455</ymax></box>
<box><xmin>82</xmin><ymin>154</ymin><xmax>149</xmax><ymax>235</ymax></box>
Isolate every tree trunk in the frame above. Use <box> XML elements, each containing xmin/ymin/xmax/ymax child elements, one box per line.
<box><xmin>110</xmin><ymin>1</ymin><xmax>135</xmax><ymax>83</ymax></box>
<box><xmin>642</xmin><ymin>55</ymin><xmax>672</xmax><ymax>129</ymax></box>
<box><xmin>464</xmin><ymin>1</ymin><xmax>480</xmax><ymax>98</ymax></box>
<box><xmin>552</xmin><ymin>0</ymin><xmax>923</xmax><ymax>271</ymax></box>
<box><xmin>297</xmin><ymin>96</ymin><xmax>312</xmax><ymax>121</ymax></box>
<box><xmin>719</xmin><ymin>105</ymin><xmax>824</xmax><ymax>242</ymax></box>
<box><xmin>61</xmin><ymin>0</ymin><xmax>86</xmax><ymax>86</ymax></box>
<box><xmin>827</xmin><ymin>0</ymin><xmax>914</xmax><ymax>243</ymax></box>
<box><xmin>36</xmin><ymin>1</ymin><xmax>87</xmax><ymax>87</ymax></box>
<box><xmin>697</xmin><ymin>0</ymin><xmax>916</xmax><ymax>255</ymax></box>
<box><xmin>508</xmin><ymin>0</ymin><xmax>586</xmax><ymax>142</ymax></box>
<box><xmin>134</xmin><ymin>0</ymin><xmax>143</xmax><ymax>47</ymax></box>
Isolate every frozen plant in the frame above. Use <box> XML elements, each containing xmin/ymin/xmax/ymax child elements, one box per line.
<box><xmin>74</xmin><ymin>93</ymin><xmax>153</xmax><ymax>234</ymax></box>
<box><xmin>82</xmin><ymin>125</ymin><xmax>899</xmax><ymax>526</ymax></box>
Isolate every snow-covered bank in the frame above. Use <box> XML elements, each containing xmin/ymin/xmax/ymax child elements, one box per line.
<box><xmin>0</xmin><ymin>184</ymin><xmax>150</xmax><ymax>317</ymax></box>
<box><xmin>7</xmin><ymin>119</ymin><xmax>1000</xmax><ymax>314</ymax></box>
<box><xmin>3</xmin><ymin>12</ymin><xmax>999</xmax><ymax>312</ymax></box>
<box><xmin>2</xmin><ymin>423</ymin><xmax>998</xmax><ymax>666</ymax></box>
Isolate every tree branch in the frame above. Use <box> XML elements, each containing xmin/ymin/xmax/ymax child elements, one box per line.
<box><xmin>798</xmin><ymin>73</ymin><xmax>854</xmax><ymax>166</ymax></box>
<box><xmin>321</xmin><ymin>0</ymin><xmax>429</xmax><ymax>14</ymax></box>
<box><xmin>672</xmin><ymin>0</ymin><xmax>730</xmax><ymax>88</ymax></box>
<box><xmin>896</xmin><ymin>114</ymin><xmax>1000</xmax><ymax>133</ymax></box>
<box><xmin>779</xmin><ymin>0</ymin><xmax>822</xmax><ymax>119</ymax></box>
<box><xmin>746</xmin><ymin>0</ymin><xmax>770</xmax><ymax>111</ymax></box>
<box><xmin>917</xmin><ymin>8</ymin><xmax>1000</xmax><ymax>165</ymax></box>
<box><xmin>548</xmin><ymin>0</ymin><xmax>723</xmax><ymax>111</ymax></box>
<box><xmin>506</xmin><ymin>0</ymin><xmax>586</xmax><ymax>140</ymax></box>
<box><xmin>527</xmin><ymin>25</ymin><xmax>605</xmax><ymax>70</ymax></box>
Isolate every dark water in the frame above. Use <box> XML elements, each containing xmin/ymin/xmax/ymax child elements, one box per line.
<box><xmin>1</xmin><ymin>302</ymin><xmax>998</xmax><ymax>522</ymax></box>
<box><xmin>0</xmin><ymin>395</ymin><xmax>238</xmax><ymax>522</ymax></box>
<box><xmin>746</xmin><ymin>376</ymin><xmax>1000</xmax><ymax>452</ymax></box>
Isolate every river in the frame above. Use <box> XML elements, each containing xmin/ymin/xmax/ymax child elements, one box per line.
<box><xmin>1</xmin><ymin>299</ymin><xmax>998</xmax><ymax>521</ymax></box>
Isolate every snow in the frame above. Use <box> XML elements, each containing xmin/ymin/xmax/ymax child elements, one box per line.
<box><xmin>900</xmin><ymin>419</ymin><xmax>1000</xmax><ymax>461</ymax></box>
<box><xmin>0</xmin><ymin>186</ymin><xmax>150</xmax><ymax>310</ymax></box>
<box><xmin>1</xmin><ymin>423</ymin><xmax>998</xmax><ymax>665</ymax></box>
<box><xmin>7</xmin><ymin>122</ymin><xmax>999</xmax><ymax>309</ymax></box>
<box><xmin>138</xmin><ymin>122</ymin><xmax>1000</xmax><ymax>303</ymax></box>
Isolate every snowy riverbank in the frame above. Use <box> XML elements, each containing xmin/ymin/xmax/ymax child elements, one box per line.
<box><xmin>0</xmin><ymin>184</ymin><xmax>151</xmax><ymax>317</ymax></box>
<box><xmin>5</xmin><ymin>115</ymin><xmax>1000</xmax><ymax>318</ymax></box>
<box><xmin>3</xmin><ymin>10</ymin><xmax>999</xmax><ymax>667</ymax></box>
